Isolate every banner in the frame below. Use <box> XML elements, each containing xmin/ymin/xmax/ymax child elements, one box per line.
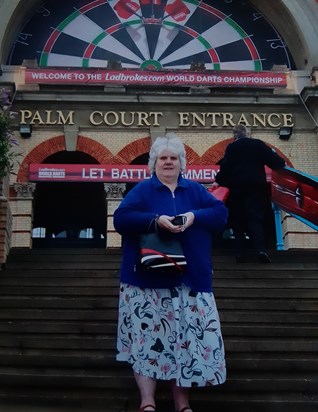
<box><xmin>29</xmin><ymin>164</ymin><xmax>275</xmax><ymax>183</ymax></box>
<box><xmin>25</xmin><ymin>69</ymin><xmax>287</xmax><ymax>88</ymax></box>
<box><xmin>29</xmin><ymin>164</ymin><xmax>220</xmax><ymax>183</ymax></box>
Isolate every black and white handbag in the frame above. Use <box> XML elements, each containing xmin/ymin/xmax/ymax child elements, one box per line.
<box><xmin>140</xmin><ymin>232</ymin><xmax>187</xmax><ymax>274</ymax></box>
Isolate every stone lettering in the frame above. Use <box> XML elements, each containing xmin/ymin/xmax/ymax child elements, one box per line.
<box><xmin>20</xmin><ymin>110</ymin><xmax>295</xmax><ymax>129</ymax></box>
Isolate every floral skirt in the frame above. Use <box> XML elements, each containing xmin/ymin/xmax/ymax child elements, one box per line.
<box><xmin>116</xmin><ymin>283</ymin><xmax>226</xmax><ymax>387</ymax></box>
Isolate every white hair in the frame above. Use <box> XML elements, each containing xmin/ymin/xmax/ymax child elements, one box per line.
<box><xmin>148</xmin><ymin>133</ymin><xmax>186</xmax><ymax>173</ymax></box>
<box><xmin>233</xmin><ymin>124</ymin><xmax>249</xmax><ymax>139</ymax></box>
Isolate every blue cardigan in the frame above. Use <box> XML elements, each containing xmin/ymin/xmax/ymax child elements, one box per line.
<box><xmin>113</xmin><ymin>174</ymin><xmax>228</xmax><ymax>292</ymax></box>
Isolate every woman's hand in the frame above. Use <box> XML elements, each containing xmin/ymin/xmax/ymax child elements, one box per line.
<box><xmin>157</xmin><ymin>215</ymin><xmax>179</xmax><ymax>232</ymax></box>
<box><xmin>157</xmin><ymin>212</ymin><xmax>194</xmax><ymax>233</ymax></box>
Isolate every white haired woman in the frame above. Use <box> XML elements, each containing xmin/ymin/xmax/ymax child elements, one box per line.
<box><xmin>114</xmin><ymin>134</ymin><xmax>228</xmax><ymax>412</ymax></box>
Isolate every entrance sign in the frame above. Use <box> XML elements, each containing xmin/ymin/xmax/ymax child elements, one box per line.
<box><xmin>29</xmin><ymin>164</ymin><xmax>221</xmax><ymax>183</ymax></box>
<box><xmin>25</xmin><ymin>69</ymin><xmax>287</xmax><ymax>88</ymax></box>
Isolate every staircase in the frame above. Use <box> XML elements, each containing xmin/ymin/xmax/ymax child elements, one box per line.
<box><xmin>0</xmin><ymin>248</ymin><xmax>317</xmax><ymax>412</ymax></box>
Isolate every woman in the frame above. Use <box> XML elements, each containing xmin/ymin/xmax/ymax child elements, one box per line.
<box><xmin>114</xmin><ymin>134</ymin><xmax>228</xmax><ymax>412</ymax></box>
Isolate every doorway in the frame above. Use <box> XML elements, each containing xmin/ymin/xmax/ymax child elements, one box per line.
<box><xmin>32</xmin><ymin>151</ymin><xmax>107</xmax><ymax>248</ymax></box>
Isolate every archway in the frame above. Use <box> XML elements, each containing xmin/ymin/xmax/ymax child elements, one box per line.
<box><xmin>32</xmin><ymin>150</ymin><xmax>107</xmax><ymax>248</ymax></box>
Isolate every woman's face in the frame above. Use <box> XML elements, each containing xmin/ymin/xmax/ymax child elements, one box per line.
<box><xmin>155</xmin><ymin>149</ymin><xmax>181</xmax><ymax>182</ymax></box>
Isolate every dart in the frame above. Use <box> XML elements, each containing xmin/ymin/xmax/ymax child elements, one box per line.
<box><xmin>114</xmin><ymin>0</ymin><xmax>141</xmax><ymax>19</ymax></box>
<box><xmin>165</xmin><ymin>0</ymin><xmax>190</xmax><ymax>22</ymax></box>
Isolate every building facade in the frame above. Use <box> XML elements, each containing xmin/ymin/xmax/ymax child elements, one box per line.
<box><xmin>0</xmin><ymin>0</ymin><xmax>318</xmax><ymax>255</ymax></box>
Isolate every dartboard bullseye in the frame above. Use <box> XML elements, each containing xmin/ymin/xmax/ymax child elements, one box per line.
<box><xmin>8</xmin><ymin>0</ymin><xmax>295</xmax><ymax>71</ymax></box>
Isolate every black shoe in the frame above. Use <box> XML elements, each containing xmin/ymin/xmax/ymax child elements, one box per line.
<box><xmin>258</xmin><ymin>251</ymin><xmax>271</xmax><ymax>263</ymax></box>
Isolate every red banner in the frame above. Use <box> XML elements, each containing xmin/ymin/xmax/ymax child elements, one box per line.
<box><xmin>29</xmin><ymin>164</ymin><xmax>221</xmax><ymax>182</ymax></box>
<box><xmin>29</xmin><ymin>164</ymin><xmax>275</xmax><ymax>183</ymax></box>
<box><xmin>25</xmin><ymin>68</ymin><xmax>287</xmax><ymax>88</ymax></box>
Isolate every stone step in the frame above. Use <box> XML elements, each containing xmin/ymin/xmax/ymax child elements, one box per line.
<box><xmin>215</xmin><ymin>288</ymin><xmax>318</xmax><ymax>299</ymax></box>
<box><xmin>0</xmin><ymin>308</ymin><xmax>118</xmax><ymax>321</ymax></box>
<box><xmin>4</xmin><ymin>260</ymin><xmax>318</xmax><ymax>271</ymax></box>
<box><xmin>0</xmin><ymin>366</ymin><xmax>316</xmax><ymax>391</ymax></box>
<box><xmin>8</xmin><ymin>248</ymin><xmax>121</xmax><ymax>255</ymax></box>
<box><xmin>0</xmin><ymin>276</ymin><xmax>317</xmax><ymax>289</ymax></box>
<box><xmin>3</xmin><ymin>262</ymin><xmax>122</xmax><ymax>270</ymax></box>
<box><xmin>4</xmin><ymin>249</ymin><xmax>318</xmax><ymax>268</ymax></box>
<box><xmin>213</xmin><ymin>262</ymin><xmax>318</xmax><ymax>270</ymax></box>
<box><xmin>0</xmin><ymin>270</ymin><xmax>120</xmax><ymax>278</ymax></box>
<box><xmin>219</xmin><ymin>298</ymin><xmax>318</xmax><ymax>311</ymax></box>
<box><xmin>220</xmin><ymin>311</ymin><xmax>318</xmax><ymax>323</ymax></box>
<box><xmin>0</xmin><ymin>286</ymin><xmax>119</xmax><ymax>296</ymax></box>
<box><xmin>223</xmin><ymin>324</ymin><xmax>318</xmax><ymax>337</ymax></box>
<box><xmin>0</xmin><ymin>333</ymin><xmax>317</xmax><ymax>352</ymax></box>
<box><xmin>0</xmin><ymin>307</ymin><xmax>316</xmax><ymax>323</ymax></box>
<box><xmin>0</xmin><ymin>277</ymin><xmax>120</xmax><ymax>287</ymax></box>
<box><xmin>215</xmin><ymin>269</ymin><xmax>318</xmax><ymax>278</ymax></box>
<box><xmin>0</xmin><ymin>348</ymin><xmax>316</xmax><ymax>371</ymax></box>
<box><xmin>227</xmin><ymin>352</ymin><xmax>318</xmax><ymax>371</ymax></box>
<box><xmin>0</xmin><ymin>296</ymin><xmax>317</xmax><ymax>312</ymax></box>
<box><xmin>7</xmin><ymin>247</ymin><xmax>318</xmax><ymax>259</ymax></box>
<box><xmin>0</xmin><ymin>282</ymin><xmax>318</xmax><ymax>301</ymax></box>
<box><xmin>0</xmin><ymin>286</ymin><xmax>317</xmax><ymax>300</ymax></box>
<box><xmin>2</xmin><ymin>268</ymin><xmax>318</xmax><ymax>279</ymax></box>
<box><xmin>0</xmin><ymin>296</ymin><xmax>119</xmax><ymax>309</ymax></box>
<box><xmin>5</xmin><ymin>253</ymin><xmax>122</xmax><ymax>263</ymax></box>
<box><xmin>0</xmin><ymin>388</ymin><xmax>316</xmax><ymax>412</ymax></box>
<box><xmin>1</xmin><ymin>320</ymin><xmax>317</xmax><ymax>337</ymax></box>
<box><xmin>0</xmin><ymin>321</ymin><xmax>117</xmax><ymax>334</ymax></box>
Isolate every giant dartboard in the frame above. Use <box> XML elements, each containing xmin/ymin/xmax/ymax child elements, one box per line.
<box><xmin>8</xmin><ymin>0</ymin><xmax>295</xmax><ymax>70</ymax></box>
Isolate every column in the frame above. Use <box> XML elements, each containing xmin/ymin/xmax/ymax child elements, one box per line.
<box><xmin>104</xmin><ymin>183</ymin><xmax>126</xmax><ymax>248</ymax></box>
<box><xmin>11</xmin><ymin>182</ymin><xmax>36</xmax><ymax>248</ymax></box>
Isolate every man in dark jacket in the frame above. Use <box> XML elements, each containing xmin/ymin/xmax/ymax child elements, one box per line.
<box><xmin>212</xmin><ymin>124</ymin><xmax>286</xmax><ymax>263</ymax></box>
